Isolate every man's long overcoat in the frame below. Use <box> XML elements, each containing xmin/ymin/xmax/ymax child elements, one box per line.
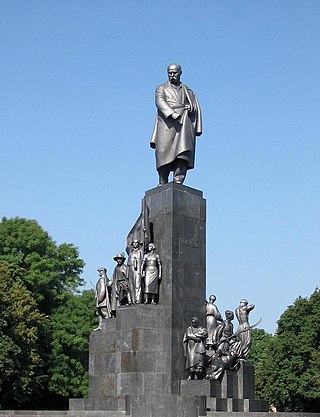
<box><xmin>150</xmin><ymin>81</ymin><xmax>202</xmax><ymax>170</ymax></box>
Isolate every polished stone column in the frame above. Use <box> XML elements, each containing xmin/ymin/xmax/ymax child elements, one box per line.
<box><xmin>145</xmin><ymin>182</ymin><xmax>206</xmax><ymax>391</ymax></box>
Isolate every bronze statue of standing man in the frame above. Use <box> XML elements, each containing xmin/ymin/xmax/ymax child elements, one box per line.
<box><xmin>150</xmin><ymin>64</ymin><xmax>202</xmax><ymax>186</ymax></box>
<box><xmin>93</xmin><ymin>267</ymin><xmax>112</xmax><ymax>331</ymax></box>
<box><xmin>111</xmin><ymin>252</ymin><xmax>132</xmax><ymax>317</ymax></box>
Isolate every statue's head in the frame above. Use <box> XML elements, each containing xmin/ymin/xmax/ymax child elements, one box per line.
<box><xmin>209</xmin><ymin>294</ymin><xmax>216</xmax><ymax>303</ymax></box>
<box><xmin>148</xmin><ymin>242</ymin><xmax>156</xmax><ymax>252</ymax></box>
<box><xmin>225</xmin><ymin>310</ymin><xmax>234</xmax><ymax>320</ymax></box>
<box><xmin>167</xmin><ymin>63</ymin><xmax>182</xmax><ymax>85</ymax></box>
<box><xmin>131</xmin><ymin>238</ymin><xmax>141</xmax><ymax>249</ymax></box>
<box><xmin>240</xmin><ymin>299</ymin><xmax>248</xmax><ymax>306</ymax></box>
<box><xmin>97</xmin><ymin>267</ymin><xmax>107</xmax><ymax>277</ymax></box>
<box><xmin>191</xmin><ymin>317</ymin><xmax>199</xmax><ymax>327</ymax></box>
<box><xmin>113</xmin><ymin>252</ymin><xmax>126</xmax><ymax>265</ymax></box>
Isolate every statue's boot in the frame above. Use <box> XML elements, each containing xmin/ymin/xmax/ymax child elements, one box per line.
<box><xmin>158</xmin><ymin>165</ymin><xmax>170</xmax><ymax>185</ymax></box>
<box><xmin>173</xmin><ymin>160</ymin><xmax>187</xmax><ymax>184</ymax></box>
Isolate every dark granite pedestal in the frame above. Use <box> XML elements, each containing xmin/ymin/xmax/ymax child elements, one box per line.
<box><xmin>70</xmin><ymin>306</ymin><xmax>206</xmax><ymax>416</ymax></box>
<box><xmin>70</xmin><ymin>184</ymin><xmax>207</xmax><ymax>417</ymax></box>
<box><xmin>180</xmin><ymin>362</ymin><xmax>268</xmax><ymax>412</ymax></box>
<box><xmin>69</xmin><ymin>183</ymin><xmax>268</xmax><ymax>416</ymax></box>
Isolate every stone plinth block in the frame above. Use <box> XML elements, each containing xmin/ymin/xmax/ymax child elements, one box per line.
<box><xmin>126</xmin><ymin>394</ymin><xmax>206</xmax><ymax>417</ymax></box>
<box><xmin>237</xmin><ymin>361</ymin><xmax>255</xmax><ymax>399</ymax></box>
<box><xmin>221</xmin><ymin>370</ymin><xmax>238</xmax><ymax>399</ymax></box>
<box><xmin>206</xmin><ymin>397</ymin><xmax>228</xmax><ymax>412</ymax></box>
<box><xmin>180</xmin><ymin>380</ymin><xmax>211</xmax><ymax>397</ymax></box>
<box><xmin>89</xmin><ymin>321</ymin><xmax>118</xmax><ymax>376</ymax></box>
<box><xmin>69</xmin><ymin>396</ymin><xmax>122</xmax><ymax>411</ymax></box>
<box><xmin>88</xmin><ymin>374</ymin><xmax>117</xmax><ymax>398</ymax></box>
<box><xmin>180</xmin><ymin>379</ymin><xmax>221</xmax><ymax>398</ymax></box>
<box><xmin>243</xmin><ymin>398</ymin><xmax>269</xmax><ymax>412</ymax></box>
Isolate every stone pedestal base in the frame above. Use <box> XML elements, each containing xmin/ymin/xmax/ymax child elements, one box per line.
<box><xmin>70</xmin><ymin>184</ymin><xmax>207</xmax><ymax>417</ymax></box>
<box><xmin>68</xmin><ymin>184</ymin><xmax>268</xmax><ymax>416</ymax></box>
<box><xmin>180</xmin><ymin>363</ymin><xmax>268</xmax><ymax>412</ymax></box>
<box><xmin>127</xmin><ymin>394</ymin><xmax>206</xmax><ymax>417</ymax></box>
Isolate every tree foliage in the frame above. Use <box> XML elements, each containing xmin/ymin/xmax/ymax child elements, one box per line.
<box><xmin>0</xmin><ymin>217</ymin><xmax>84</xmax><ymax>315</ymax></box>
<box><xmin>0</xmin><ymin>217</ymin><xmax>96</xmax><ymax>409</ymax></box>
<box><xmin>0</xmin><ymin>261</ymin><xmax>47</xmax><ymax>405</ymax></box>
<box><xmin>48</xmin><ymin>289</ymin><xmax>96</xmax><ymax>398</ymax></box>
<box><xmin>252</xmin><ymin>288</ymin><xmax>320</xmax><ymax>412</ymax></box>
<box><xmin>248</xmin><ymin>328</ymin><xmax>273</xmax><ymax>367</ymax></box>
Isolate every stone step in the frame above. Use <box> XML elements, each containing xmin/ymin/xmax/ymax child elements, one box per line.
<box><xmin>69</xmin><ymin>411</ymin><xmax>127</xmax><ymax>417</ymax></box>
<box><xmin>0</xmin><ymin>412</ymin><xmax>126</xmax><ymax>417</ymax></box>
<box><xmin>0</xmin><ymin>412</ymin><xmax>68</xmax><ymax>417</ymax></box>
<box><xmin>1</xmin><ymin>410</ymin><xmax>320</xmax><ymax>417</ymax></box>
<box><xmin>206</xmin><ymin>413</ymin><xmax>320</xmax><ymax>417</ymax></box>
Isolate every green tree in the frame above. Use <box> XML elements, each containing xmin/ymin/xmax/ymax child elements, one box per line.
<box><xmin>247</xmin><ymin>328</ymin><xmax>274</xmax><ymax>406</ymax></box>
<box><xmin>255</xmin><ymin>289</ymin><xmax>320</xmax><ymax>411</ymax></box>
<box><xmin>0</xmin><ymin>261</ymin><xmax>47</xmax><ymax>406</ymax></box>
<box><xmin>248</xmin><ymin>328</ymin><xmax>273</xmax><ymax>367</ymax></box>
<box><xmin>0</xmin><ymin>217</ymin><xmax>91</xmax><ymax>409</ymax></box>
<box><xmin>0</xmin><ymin>217</ymin><xmax>84</xmax><ymax>315</ymax></box>
<box><xmin>48</xmin><ymin>289</ymin><xmax>96</xmax><ymax>399</ymax></box>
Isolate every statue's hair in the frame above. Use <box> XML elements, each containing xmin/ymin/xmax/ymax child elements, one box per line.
<box><xmin>167</xmin><ymin>63</ymin><xmax>182</xmax><ymax>73</ymax></box>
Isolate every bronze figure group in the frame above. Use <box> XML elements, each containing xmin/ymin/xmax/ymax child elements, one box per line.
<box><xmin>93</xmin><ymin>241</ymin><xmax>162</xmax><ymax>329</ymax></box>
<box><xmin>183</xmin><ymin>296</ymin><xmax>256</xmax><ymax>380</ymax></box>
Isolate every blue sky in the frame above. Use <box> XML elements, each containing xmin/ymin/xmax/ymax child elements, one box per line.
<box><xmin>1</xmin><ymin>1</ymin><xmax>319</xmax><ymax>333</ymax></box>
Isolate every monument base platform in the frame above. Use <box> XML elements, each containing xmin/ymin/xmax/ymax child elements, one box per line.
<box><xmin>69</xmin><ymin>184</ymin><xmax>271</xmax><ymax>417</ymax></box>
<box><xmin>180</xmin><ymin>367</ymin><xmax>269</xmax><ymax>413</ymax></box>
<box><xmin>70</xmin><ymin>393</ymin><xmax>206</xmax><ymax>417</ymax></box>
<box><xmin>1</xmin><ymin>410</ymin><xmax>320</xmax><ymax>417</ymax></box>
